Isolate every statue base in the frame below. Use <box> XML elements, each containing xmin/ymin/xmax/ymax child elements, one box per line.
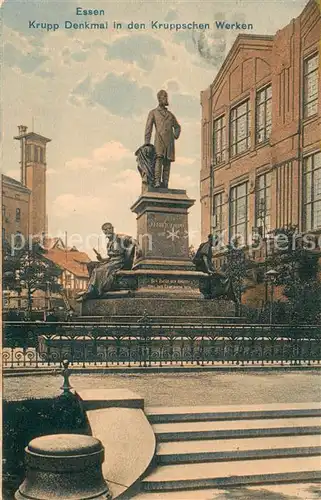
<box><xmin>131</xmin><ymin>186</ymin><xmax>195</xmax><ymax>271</ymax></box>
<box><xmin>80</xmin><ymin>269</ymin><xmax>236</xmax><ymax>318</ymax></box>
<box><xmin>81</xmin><ymin>297</ymin><xmax>236</xmax><ymax>319</ymax></box>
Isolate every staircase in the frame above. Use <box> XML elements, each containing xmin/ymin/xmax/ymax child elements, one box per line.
<box><xmin>134</xmin><ymin>403</ymin><xmax>321</xmax><ymax>498</ymax></box>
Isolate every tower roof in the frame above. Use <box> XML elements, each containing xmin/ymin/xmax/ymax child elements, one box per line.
<box><xmin>14</xmin><ymin>131</ymin><xmax>51</xmax><ymax>143</ymax></box>
<box><xmin>14</xmin><ymin>126</ymin><xmax>51</xmax><ymax>143</ymax></box>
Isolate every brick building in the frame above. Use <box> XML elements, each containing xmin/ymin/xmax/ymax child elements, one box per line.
<box><xmin>200</xmin><ymin>0</ymin><xmax>320</xmax><ymax>262</ymax></box>
<box><xmin>2</xmin><ymin>174</ymin><xmax>30</xmax><ymax>244</ymax></box>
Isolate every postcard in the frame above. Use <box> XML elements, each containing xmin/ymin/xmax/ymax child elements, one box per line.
<box><xmin>2</xmin><ymin>0</ymin><xmax>321</xmax><ymax>498</ymax></box>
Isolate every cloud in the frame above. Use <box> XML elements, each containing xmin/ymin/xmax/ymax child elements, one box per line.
<box><xmin>163</xmin><ymin>79</ymin><xmax>180</xmax><ymax>93</ymax></box>
<box><xmin>4</xmin><ymin>42</ymin><xmax>47</xmax><ymax>73</ymax></box>
<box><xmin>171</xmin><ymin>93</ymin><xmax>200</xmax><ymax>119</ymax></box>
<box><xmin>36</xmin><ymin>69</ymin><xmax>55</xmax><ymax>79</ymax></box>
<box><xmin>172</xmin><ymin>31</ymin><xmax>197</xmax><ymax>54</ymax></box>
<box><xmin>52</xmin><ymin>193</ymin><xmax>103</xmax><ymax>218</ymax></box>
<box><xmin>175</xmin><ymin>156</ymin><xmax>197</xmax><ymax>166</ymax></box>
<box><xmin>91</xmin><ymin>73</ymin><xmax>153</xmax><ymax>116</ymax></box>
<box><xmin>165</xmin><ymin>9</ymin><xmax>178</xmax><ymax>22</ymax></box>
<box><xmin>106</xmin><ymin>34</ymin><xmax>165</xmax><ymax>71</ymax></box>
<box><xmin>171</xmin><ymin>172</ymin><xmax>197</xmax><ymax>189</ymax></box>
<box><xmin>112</xmin><ymin>169</ymin><xmax>141</xmax><ymax>195</ymax></box>
<box><xmin>2</xmin><ymin>0</ymin><xmax>78</xmax><ymax>39</ymax></box>
<box><xmin>70</xmin><ymin>50</ymin><xmax>90</xmax><ymax>62</ymax></box>
<box><xmin>65</xmin><ymin>141</ymin><xmax>133</xmax><ymax>170</ymax></box>
<box><xmin>70</xmin><ymin>75</ymin><xmax>92</xmax><ymax>105</ymax></box>
<box><xmin>46</xmin><ymin>168</ymin><xmax>57</xmax><ymax>175</ymax></box>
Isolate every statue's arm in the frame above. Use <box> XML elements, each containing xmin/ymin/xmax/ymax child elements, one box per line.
<box><xmin>202</xmin><ymin>255</ymin><xmax>214</xmax><ymax>274</ymax></box>
<box><xmin>144</xmin><ymin>111</ymin><xmax>154</xmax><ymax>144</ymax></box>
<box><xmin>173</xmin><ymin>114</ymin><xmax>181</xmax><ymax>140</ymax></box>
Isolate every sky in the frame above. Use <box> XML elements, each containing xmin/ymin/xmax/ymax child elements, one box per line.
<box><xmin>1</xmin><ymin>0</ymin><xmax>309</xmax><ymax>256</ymax></box>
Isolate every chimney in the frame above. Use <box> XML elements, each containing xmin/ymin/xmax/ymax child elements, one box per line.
<box><xmin>18</xmin><ymin>125</ymin><xmax>28</xmax><ymax>136</ymax></box>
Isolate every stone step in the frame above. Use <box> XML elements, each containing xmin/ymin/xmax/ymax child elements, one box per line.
<box><xmin>79</xmin><ymin>315</ymin><xmax>241</xmax><ymax>324</ymax></box>
<box><xmin>133</xmin><ymin>482</ymin><xmax>321</xmax><ymax>499</ymax></box>
<box><xmin>141</xmin><ymin>456</ymin><xmax>321</xmax><ymax>491</ymax></box>
<box><xmin>146</xmin><ymin>402</ymin><xmax>321</xmax><ymax>424</ymax></box>
<box><xmin>156</xmin><ymin>434</ymin><xmax>321</xmax><ymax>464</ymax></box>
<box><xmin>153</xmin><ymin>417</ymin><xmax>321</xmax><ymax>442</ymax></box>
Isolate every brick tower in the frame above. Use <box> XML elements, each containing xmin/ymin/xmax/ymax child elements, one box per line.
<box><xmin>14</xmin><ymin>125</ymin><xmax>51</xmax><ymax>237</ymax></box>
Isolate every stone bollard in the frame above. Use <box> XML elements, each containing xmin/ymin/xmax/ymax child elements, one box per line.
<box><xmin>15</xmin><ymin>434</ymin><xmax>111</xmax><ymax>499</ymax></box>
<box><xmin>61</xmin><ymin>358</ymin><xmax>73</xmax><ymax>394</ymax></box>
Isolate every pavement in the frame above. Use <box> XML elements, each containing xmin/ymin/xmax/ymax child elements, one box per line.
<box><xmin>4</xmin><ymin>370</ymin><xmax>321</xmax><ymax>406</ymax></box>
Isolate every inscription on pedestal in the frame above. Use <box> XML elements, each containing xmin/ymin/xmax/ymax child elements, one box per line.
<box><xmin>140</xmin><ymin>277</ymin><xmax>199</xmax><ymax>289</ymax></box>
<box><xmin>146</xmin><ymin>213</ymin><xmax>188</xmax><ymax>258</ymax></box>
<box><xmin>132</xmin><ymin>187</ymin><xmax>195</xmax><ymax>269</ymax></box>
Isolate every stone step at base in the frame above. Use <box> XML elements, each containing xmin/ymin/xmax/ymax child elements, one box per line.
<box><xmin>157</xmin><ymin>445</ymin><xmax>321</xmax><ymax>464</ymax></box>
<box><xmin>157</xmin><ymin>434</ymin><xmax>321</xmax><ymax>457</ymax></box>
<box><xmin>156</xmin><ymin>432</ymin><xmax>321</xmax><ymax>464</ymax></box>
<box><xmin>146</xmin><ymin>402</ymin><xmax>321</xmax><ymax>424</ymax></box>
<box><xmin>133</xmin><ymin>482</ymin><xmax>321</xmax><ymax>499</ymax></box>
<box><xmin>153</xmin><ymin>417</ymin><xmax>321</xmax><ymax>442</ymax></box>
<box><xmin>78</xmin><ymin>315</ymin><xmax>242</xmax><ymax>324</ymax></box>
<box><xmin>141</xmin><ymin>456</ymin><xmax>321</xmax><ymax>491</ymax></box>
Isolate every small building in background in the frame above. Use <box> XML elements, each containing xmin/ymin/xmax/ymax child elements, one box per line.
<box><xmin>44</xmin><ymin>238</ymin><xmax>91</xmax><ymax>299</ymax></box>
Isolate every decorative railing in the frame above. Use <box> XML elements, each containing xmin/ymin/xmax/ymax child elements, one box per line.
<box><xmin>3</xmin><ymin>321</ymin><xmax>321</xmax><ymax>368</ymax></box>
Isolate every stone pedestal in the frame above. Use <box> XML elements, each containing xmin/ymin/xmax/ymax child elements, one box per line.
<box><xmin>15</xmin><ymin>434</ymin><xmax>110</xmax><ymax>500</ymax></box>
<box><xmin>131</xmin><ymin>187</ymin><xmax>195</xmax><ymax>271</ymax></box>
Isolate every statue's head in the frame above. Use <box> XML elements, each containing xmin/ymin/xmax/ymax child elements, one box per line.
<box><xmin>157</xmin><ymin>89</ymin><xmax>168</xmax><ymax>107</ymax></box>
<box><xmin>102</xmin><ymin>222</ymin><xmax>114</xmax><ymax>237</ymax></box>
<box><xmin>208</xmin><ymin>234</ymin><xmax>214</xmax><ymax>244</ymax></box>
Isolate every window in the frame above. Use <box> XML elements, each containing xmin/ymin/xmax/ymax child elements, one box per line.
<box><xmin>34</xmin><ymin>146</ymin><xmax>40</xmax><ymax>163</ymax></box>
<box><xmin>26</xmin><ymin>144</ymin><xmax>31</xmax><ymax>162</ymax></box>
<box><xmin>40</xmin><ymin>148</ymin><xmax>44</xmax><ymax>163</ymax></box>
<box><xmin>16</xmin><ymin>208</ymin><xmax>21</xmax><ymax>222</ymax></box>
<box><xmin>14</xmin><ymin>231</ymin><xmax>23</xmax><ymax>247</ymax></box>
<box><xmin>2</xmin><ymin>205</ymin><xmax>6</xmax><ymax>218</ymax></box>
<box><xmin>212</xmin><ymin>192</ymin><xmax>224</xmax><ymax>240</ymax></box>
<box><xmin>255</xmin><ymin>172</ymin><xmax>271</xmax><ymax>235</ymax></box>
<box><xmin>229</xmin><ymin>182</ymin><xmax>249</xmax><ymax>244</ymax></box>
<box><xmin>303</xmin><ymin>151</ymin><xmax>321</xmax><ymax>231</ymax></box>
<box><xmin>304</xmin><ymin>53</ymin><xmax>319</xmax><ymax>118</ymax></box>
<box><xmin>256</xmin><ymin>85</ymin><xmax>272</xmax><ymax>143</ymax></box>
<box><xmin>230</xmin><ymin>100</ymin><xmax>251</xmax><ymax>157</ymax></box>
<box><xmin>213</xmin><ymin>116</ymin><xmax>226</xmax><ymax>165</ymax></box>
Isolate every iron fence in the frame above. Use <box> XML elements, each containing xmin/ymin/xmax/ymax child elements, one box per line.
<box><xmin>3</xmin><ymin>321</ymin><xmax>321</xmax><ymax>368</ymax></box>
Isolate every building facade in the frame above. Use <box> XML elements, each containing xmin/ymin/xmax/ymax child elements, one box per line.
<box><xmin>2</xmin><ymin>175</ymin><xmax>31</xmax><ymax>245</ymax></box>
<box><xmin>200</xmin><ymin>0</ymin><xmax>320</xmax><ymax>259</ymax></box>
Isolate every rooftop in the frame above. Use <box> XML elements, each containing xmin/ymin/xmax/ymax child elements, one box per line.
<box><xmin>45</xmin><ymin>247</ymin><xmax>91</xmax><ymax>278</ymax></box>
<box><xmin>2</xmin><ymin>174</ymin><xmax>31</xmax><ymax>193</ymax></box>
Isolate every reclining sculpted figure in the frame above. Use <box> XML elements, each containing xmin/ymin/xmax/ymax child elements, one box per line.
<box><xmin>193</xmin><ymin>235</ymin><xmax>236</xmax><ymax>301</ymax></box>
<box><xmin>79</xmin><ymin>222</ymin><xmax>140</xmax><ymax>300</ymax></box>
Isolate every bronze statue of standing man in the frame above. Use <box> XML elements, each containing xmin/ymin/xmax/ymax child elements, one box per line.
<box><xmin>144</xmin><ymin>90</ymin><xmax>181</xmax><ymax>188</ymax></box>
